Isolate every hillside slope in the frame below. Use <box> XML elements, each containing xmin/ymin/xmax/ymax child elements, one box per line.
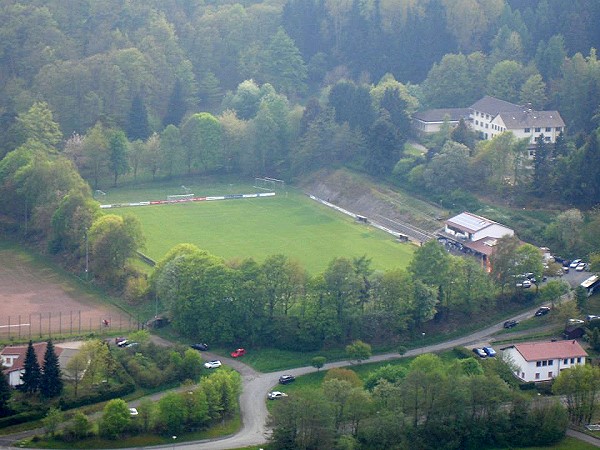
<box><xmin>299</xmin><ymin>169</ymin><xmax>446</xmax><ymax>243</ymax></box>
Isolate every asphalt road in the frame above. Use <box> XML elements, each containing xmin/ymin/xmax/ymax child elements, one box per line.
<box><xmin>2</xmin><ymin>302</ymin><xmax>599</xmax><ymax>449</ymax></box>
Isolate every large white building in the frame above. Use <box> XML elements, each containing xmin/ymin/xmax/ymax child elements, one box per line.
<box><xmin>469</xmin><ymin>96</ymin><xmax>565</xmax><ymax>145</ymax></box>
<box><xmin>503</xmin><ymin>340</ymin><xmax>587</xmax><ymax>382</ymax></box>
<box><xmin>412</xmin><ymin>96</ymin><xmax>565</xmax><ymax>154</ymax></box>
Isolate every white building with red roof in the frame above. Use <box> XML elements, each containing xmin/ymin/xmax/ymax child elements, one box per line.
<box><xmin>0</xmin><ymin>342</ymin><xmax>64</xmax><ymax>387</ymax></box>
<box><xmin>503</xmin><ymin>340</ymin><xmax>588</xmax><ymax>382</ymax></box>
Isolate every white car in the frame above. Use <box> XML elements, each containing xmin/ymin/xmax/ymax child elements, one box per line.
<box><xmin>570</xmin><ymin>259</ymin><xmax>582</xmax><ymax>268</ymax></box>
<box><xmin>267</xmin><ymin>391</ymin><xmax>288</xmax><ymax>400</ymax></box>
<box><xmin>129</xmin><ymin>407</ymin><xmax>139</xmax><ymax>416</ymax></box>
<box><xmin>204</xmin><ymin>360</ymin><xmax>222</xmax><ymax>369</ymax></box>
<box><xmin>576</xmin><ymin>262</ymin><xmax>586</xmax><ymax>271</ymax></box>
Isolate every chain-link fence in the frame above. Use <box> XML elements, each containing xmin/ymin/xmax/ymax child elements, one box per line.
<box><xmin>0</xmin><ymin>311</ymin><xmax>139</xmax><ymax>341</ymax></box>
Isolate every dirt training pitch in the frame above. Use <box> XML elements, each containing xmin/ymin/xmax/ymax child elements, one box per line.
<box><xmin>0</xmin><ymin>245</ymin><xmax>134</xmax><ymax>341</ymax></box>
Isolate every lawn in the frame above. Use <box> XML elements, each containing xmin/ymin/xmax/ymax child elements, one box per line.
<box><xmin>106</xmin><ymin>180</ymin><xmax>414</xmax><ymax>274</ymax></box>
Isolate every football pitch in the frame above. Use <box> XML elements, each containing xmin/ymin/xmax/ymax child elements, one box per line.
<box><xmin>105</xmin><ymin>181</ymin><xmax>414</xmax><ymax>274</ymax></box>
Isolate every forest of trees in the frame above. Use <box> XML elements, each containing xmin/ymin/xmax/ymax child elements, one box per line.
<box><xmin>1</xmin><ymin>1</ymin><xmax>600</xmax><ymax>205</ymax></box>
<box><xmin>1</xmin><ymin>0</ymin><xmax>600</xmax><ymax>335</ymax></box>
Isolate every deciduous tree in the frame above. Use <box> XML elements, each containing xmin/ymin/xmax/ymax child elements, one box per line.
<box><xmin>108</xmin><ymin>130</ymin><xmax>130</xmax><ymax>186</ymax></box>
<box><xmin>345</xmin><ymin>340</ymin><xmax>371</xmax><ymax>363</ymax></box>
<box><xmin>89</xmin><ymin>214</ymin><xmax>145</xmax><ymax>286</ymax></box>
<box><xmin>100</xmin><ymin>399</ymin><xmax>131</xmax><ymax>439</ymax></box>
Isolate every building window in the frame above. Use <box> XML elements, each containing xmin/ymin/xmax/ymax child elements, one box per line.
<box><xmin>536</xmin><ymin>361</ymin><xmax>542</xmax><ymax>367</ymax></box>
<box><xmin>546</xmin><ymin>127</ymin><xmax>551</xmax><ymax>132</ymax></box>
<box><xmin>571</xmin><ymin>358</ymin><xmax>575</xmax><ymax>364</ymax></box>
<box><xmin>556</xmin><ymin>127</ymin><xmax>562</xmax><ymax>132</ymax></box>
<box><xmin>548</xmin><ymin>360</ymin><xmax>553</xmax><ymax>366</ymax></box>
<box><xmin>548</xmin><ymin>371</ymin><xmax>553</xmax><ymax>378</ymax></box>
<box><xmin>475</xmin><ymin>120</ymin><xmax>479</xmax><ymax>125</ymax></box>
<box><xmin>542</xmin><ymin>360</ymin><xmax>547</xmax><ymax>367</ymax></box>
<box><xmin>564</xmin><ymin>358</ymin><xmax>568</xmax><ymax>364</ymax></box>
<box><xmin>544</xmin><ymin>136</ymin><xmax>551</xmax><ymax>141</ymax></box>
<box><xmin>525</xmin><ymin>128</ymin><xmax>530</xmax><ymax>133</ymax></box>
<box><xmin>535</xmin><ymin>373</ymin><xmax>540</xmax><ymax>380</ymax></box>
<box><xmin>577</xmin><ymin>357</ymin><xmax>582</xmax><ymax>363</ymax></box>
<box><xmin>535</xmin><ymin>127</ymin><xmax>541</xmax><ymax>132</ymax></box>
<box><xmin>521</xmin><ymin>372</ymin><xmax>525</xmax><ymax>379</ymax></box>
<box><xmin>485</xmin><ymin>123</ymin><xmax>488</xmax><ymax>128</ymax></box>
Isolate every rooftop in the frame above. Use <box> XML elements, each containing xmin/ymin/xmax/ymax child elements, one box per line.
<box><xmin>511</xmin><ymin>340</ymin><xmax>587</xmax><ymax>361</ymax></box>
<box><xmin>413</xmin><ymin>108</ymin><xmax>471</xmax><ymax>123</ymax></box>
<box><xmin>470</xmin><ymin>96</ymin><xmax>523</xmax><ymax>115</ymax></box>
<box><xmin>446</xmin><ymin>211</ymin><xmax>496</xmax><ymax>233</ymax></box>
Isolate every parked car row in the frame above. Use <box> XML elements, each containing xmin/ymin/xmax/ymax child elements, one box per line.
<box><xmin>472</xmin><ymin>346</ymin><xmax>496</xmax><ymax>358</ymax></box>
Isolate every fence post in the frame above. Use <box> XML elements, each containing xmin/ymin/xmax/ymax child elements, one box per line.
<box><xmin>7</xmin><ymin>316</ymin><xmax>10</xmax><ymax>340</ymax></box>
<box><xmin>18</xmin><ymin>315</ymin><xmax>21</xmax><ymax>340</ymax></box>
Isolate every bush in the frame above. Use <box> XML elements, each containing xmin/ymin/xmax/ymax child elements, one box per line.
<box><xmin>324</xmin><ymin>368</ymin><xmax>361</xmax><ymax>387</ymax></box>
<box><xmin>59</xmin><ymin>380</ymin><xmax>135</xmax><ymax>410</ymax></box>
<box><xmin>453</xmin><ymin>346</ymin><xmax>473</xmax><ymax>359</ymax></box>
<box><xmin>397</xmin><ymin>346</ymin><xmax>407</xmax><ymax>355</ymax></box>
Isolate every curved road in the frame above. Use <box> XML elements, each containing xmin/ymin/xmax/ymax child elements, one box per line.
<box><xmin>149</xmin><ymin>304</ymin><xmax>566</xmax><ymax>449</ymax></box>
<box><xmin>3</xmin><ymin>304</ymin><xmax>599</xmax><ymax>449</ymax></box>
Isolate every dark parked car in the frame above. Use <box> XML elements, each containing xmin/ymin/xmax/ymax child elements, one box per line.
<box><xmin>503</xmin><ymin>319</ymin><xmax>518</xmax><ymax>329</ymax></box>
<box><xmin>482</xmin><ymin>346</ymin><xmax>497</xmax><ymax>357</ymax></box>
<box><xmin>535</xmin><ymin>306</ymin><xmax>551</xmax><ymax>317</ymax></box>
<box><xmin>191</xmin><ymin>343</ymin><xmax>209</xmax><ymax>351</ymax></box>
<box><xmin>279</xmin><ymin>375</ymin><xmax>296</xmax><ymax>385</ymax></box>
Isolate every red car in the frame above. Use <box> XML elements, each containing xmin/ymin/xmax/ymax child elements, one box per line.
<box><xmin>231</xmin><ymin>348</ymin><xmax>246</xmax><ymax>358</ymax></box>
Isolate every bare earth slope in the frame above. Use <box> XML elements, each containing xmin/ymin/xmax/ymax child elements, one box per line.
<box><xmin>299</xmin><ymin>169</ymin><xmax>445</xmax><ymax>243</ymax></box>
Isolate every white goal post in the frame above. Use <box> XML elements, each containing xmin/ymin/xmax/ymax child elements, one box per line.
<box><xmin>167</xmin><ymin>193</ymin><xmax>194</xmax><ymax>201</ymax></box>
<box><xmin>254</xmin><ymin>177</ymin><xmax>286</xmax><ymax>191</ymax></box>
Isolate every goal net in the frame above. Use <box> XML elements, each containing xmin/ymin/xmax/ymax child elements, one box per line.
<box><xmin>254</xmin><ymin>177</ymin><xmax>285</xmax><ymax>192</ymax></box>
<box><xmin>167</xmin><ymin>193</ymin><xmax>194</xmax><ymax>202</ymax></box>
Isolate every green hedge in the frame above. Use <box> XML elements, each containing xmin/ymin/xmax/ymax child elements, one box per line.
<box><xmin>58</xmin><ymin>382</ymin><xmax>135</xmax><ymax>410</ymax></box>
<box><xmin>0</xmin><ymin>409</ymin><xmax>47</xmax><ymax>428</ymax></box>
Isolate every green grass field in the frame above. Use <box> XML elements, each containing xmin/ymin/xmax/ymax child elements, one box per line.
<box><xmin>106</xmin><ymin>180</ymin><xmax>414</xmax><ymax>274</ymax></box>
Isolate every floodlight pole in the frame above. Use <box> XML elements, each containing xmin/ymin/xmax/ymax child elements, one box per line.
<box><xmin>85</xmin><ymin>230</ymin><xmax>89</xmax><ymax>281</ymax></box>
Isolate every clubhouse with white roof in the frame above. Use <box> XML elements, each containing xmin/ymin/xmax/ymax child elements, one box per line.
<box><xmin>438</xmin><ymin>211</ymin><xmax>514</xmax><ymax>269</ymax></box>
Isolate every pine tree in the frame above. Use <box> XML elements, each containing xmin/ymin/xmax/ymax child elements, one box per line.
<box><xmin>21</xmin><ymin>340</ymin><xmax>41</xmax><ymax>393</ymax></box>
<box><xmin>40</xmin><ymin>340</ymin><xmax>63</xmax><ymax>398</ymax></box>
<box><xmin>163</xmin><ymin>79</ymin><xmax>187</xmax><ymax>128</ymax></box>
<box><xmin>0</xmin><ymin>372</ymin><xmax>11</xmax><ymax>416</ymax></box>
<box><xmin>126</xmin><ymin>94</ymin><xmax>150</xmax><ymax>141</ymax></box>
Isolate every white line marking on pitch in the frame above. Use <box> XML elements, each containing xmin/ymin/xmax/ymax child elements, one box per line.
<box><xmin>0</xmin><ymin>323</ymin><xmax>31</xmax><ymax>328</ymax></box>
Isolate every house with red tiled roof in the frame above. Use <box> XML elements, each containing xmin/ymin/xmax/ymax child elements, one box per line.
<box><xmin>502</xmin><ymin>340</ymin><xmax>588</xmax><ymax>382</ymax></box>
<box><xmin>0</xmin><ymin>342</ymin><xmax>64</xmax><ymax>387</ymax></box>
